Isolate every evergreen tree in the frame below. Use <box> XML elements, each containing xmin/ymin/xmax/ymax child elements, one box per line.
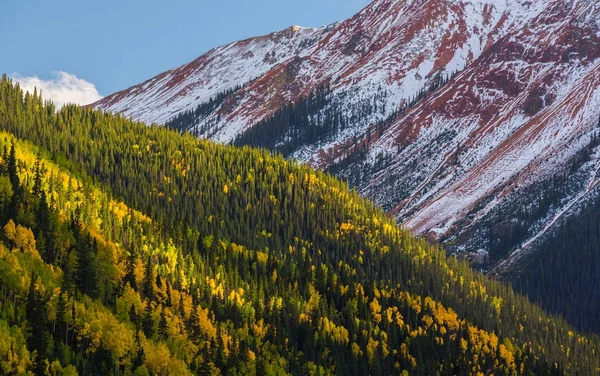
<box><xmin>7</xmin><ymin>143</ymin><xmax>18</xmax><ymax>193</ymax></box>
<box><xmin>143</xmin><ymin>257</ymin><xmax>154</xmax><ymax>301</ymax></box>
<box><xmin>26</xmin><ymin>275</ymin><xmax>50</xmax><ymax>373</ymax></box>
<box><xmin>158</xmin><ymin>310</ymin><xmax>168</xmax><ymax>340</ymax></box>
<box><xmin>32</xmin><ymin>153</ymin><xmax>43</xmax><ymax>197</ymax></box>
<box><xmin>142</xmin><ymin>302</ymin><xmax>155</xmax><ymax>339</ymax></box>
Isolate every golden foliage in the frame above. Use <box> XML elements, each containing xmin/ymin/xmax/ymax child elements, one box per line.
<box><xmin>370</xmin><ymin>298</ymin><xmax>382</xmax><ymax>324</ymax></box>
<box><xmin>319</xmin><ymin>317</ymin><xmax>349</xmax><ymax>345</ymax></box>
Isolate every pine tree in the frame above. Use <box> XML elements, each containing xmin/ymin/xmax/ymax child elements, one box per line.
<box><xmin>124</xmin><ymin>248</ymin><xmax>138</xmax><ymax>291</ymax></box>
<box><xmin>32</xmin><ymin>153</ymin><xmax>43</xmax><ymax>197</ymax></box>
<box><xmin>75</xmin><ymin>231</ymin><xmax>99</xmax><ymax>299</ymax></box>
<box><xmin>143</xmin><ymin>257</ymin><xmax>154</xmax><ymax>301</ymax></box>
<box><xmin>55</xmin><ymin>292</ymin><xmax>67</xmax><ymax>339</ymax></box>
<box><xmin>26</xmin><ymin>274</ymin><xmax>50</xmax><ymax>374</ymax></box>
<box><xmin>142</xmin><ymin>301</ymin><xmax>155</xmax><ymax>339</ymax></box>
<box><xmin>36</xmin><ymin>189</ymin><xmax>53</xmax><ymax>262</ymax></box>
<box><xmin>7</xmin><ymin>143</ymin><xmax>18</xmax><ymax>192</ymax></box>
<box><xmin>158</xmin><ymin>310</ymin><xmax>168</xmax><ymax>340</ymax></box>
<box><xmin>1</xmin><ymin>145</ymin><xmax>8</xmax><ymax>173</ymax></box>
<box><xmin>129</xmin><ymin>305</ymin><xmax>140</xmax><ymax>331</ymax></box>
<box><xmin>189</xmin><ymin>306</ymin><xmax>200</xmax><ymax>342</ymax></box>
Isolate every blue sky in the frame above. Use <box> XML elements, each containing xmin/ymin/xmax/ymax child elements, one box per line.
<box><xmin>1</xmin><ymin>0</ymin><xmax>368</xmax><ymax>102</ymax></box>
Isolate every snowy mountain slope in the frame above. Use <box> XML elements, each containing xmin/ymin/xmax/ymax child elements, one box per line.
<box><xmin>219</xmin><ymin>0</ymin><xmax>547</xmax><ymax>158</ymax></box>
<box><xmin>94</xmin><ymin>0</ymin><xmax>541</xmax><ymax>142</ymax></box>
<box><xmin>94</xmin><ymin>0</ymin><xmax>600</xmax><ymax>269</ymax></box>
<box><xmin>92</xmin><ymin>25</ymin><xmax>333</xmax><ymax>125</ymax></box>
<box><xmin>331</xmin><ymin>0</ymin><xmax>600</xmax><ymax>265</ymax></box>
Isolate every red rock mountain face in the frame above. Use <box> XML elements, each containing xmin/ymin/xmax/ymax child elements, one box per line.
<box><xmin>93</xmin><ymin>0</ymin><xmax>600</xmax><ymax>269</ymax></box>
<box><xmin>95</xmin><ymin>0</ymin><xmax>536</xmax><ymax>139</ymax></box>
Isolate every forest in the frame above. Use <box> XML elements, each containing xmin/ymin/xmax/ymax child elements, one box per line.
<box><xmin>232</xmin><ymin>83</ymin><xmax>383</xmax><ymax>157</ymax></box>
<box><xmin>0</xmin><ymin>75</ymin><xmax>599</xmax><ymax>375</ymax></box>
<box><xmin>511</xmin><ymin>191</ymin><xmax>600</xmax><ymax>334</ymax></box>
<box><xmin>232</xmin><ymin>72</ymin><xmax>457</xmax><ymax>159</ymax></box>
<box><xmin>166</xmin><ymin>85</ymin><xmax>242</xmax><ymax>137</ymax></box>
<box><xmin>434</xmin><ymin>127</ymin><xmax>600</xmax><ymax>335</ymax></box>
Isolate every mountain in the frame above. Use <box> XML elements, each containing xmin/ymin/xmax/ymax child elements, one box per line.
<box><xmin>95</xmin><ymin>0</ymin><xmax>535</xmax><ymax>140</ymax></box>
<box><xmin>92</xmin><ymin>0</ymin><xmax>600</xmax><ymax>333</ymax></box>
<box><xmin>347</xmin><ymin>0</ymin><xmax>600</xmax><ymax>243</ymax></box>
<box><xmin>326</xmin><ymin>0</ymin><xmax>600</xmax><ymax>334</ymax></box>
<box><xmin>3</xmin><ymin>76</ymin><xmax>600</xmax><ymax>374</ymax></box>
<box><xmin>90</xmin><ymin>0</ymin><xmax>600</xmax><ymax>251</ymax></box>
<box><xmin>92</xmin><ymin>24</ymin><xmax>333</xmax><ymax>127</ymax></box>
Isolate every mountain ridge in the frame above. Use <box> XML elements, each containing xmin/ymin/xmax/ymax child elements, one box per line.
<box><xmin>95</xmin><ymin>0</ymin><xmax>541</xmax><ymax>139</ymax></box>
<box><xmin>92</xmin><ymin>0</ymin><xmax>600</xmax><ymax>333</ymax></box>
<box><xmin>93</xmin><ymin>23</ymin><xmax>333</xmax><ymax>125</ymax></box>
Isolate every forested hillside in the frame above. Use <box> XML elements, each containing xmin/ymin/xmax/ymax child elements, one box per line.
<box><xmin>1</xmin><ymin>75</ymin><xmax>599</xmax><ymax>375</ymax></box>
<box><xmin>510</xmin><ymin>194</ymin><xmax>600</xmax><ymax>335</ymax></box>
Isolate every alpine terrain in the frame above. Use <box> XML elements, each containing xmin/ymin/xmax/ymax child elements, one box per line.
<box><xmin>93</xmin><ymin>0</ymin><xmax>600</xmax><ymax>335</ymax></box>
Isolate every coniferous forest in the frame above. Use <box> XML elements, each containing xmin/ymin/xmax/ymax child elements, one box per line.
<box><xmin>511</xmin><ymin>193</ymin><xmax>600</xmax><ymax>335</ymax></box>
<box><xmin>166</xmin><ymin>85</ymin><xmax>242</xmax><ymax>137</ymax></box>
<box><xmin>232</xmin><ymin>84</ymin><xmax>371</xmax><ymax>156</ymax></box>
<box><xmin>0</xmin><ymin>75</ymin><xmax>599</xmax><ymax>375</ymax></box>
<box><xmin>232</xmin><ymin>74</ymin><xmax>454</xmax><ymax>159</ymax></box>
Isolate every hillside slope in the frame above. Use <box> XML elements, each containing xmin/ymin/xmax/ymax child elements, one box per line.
<box><xmin>3</xmin><ymin>77</ymin><xmax>600</xmax><ymax>374</ymax></box>
<box><xmin>92</xmin><ymin>0</ymin><xmax>600</xmax><ymax>260</ymax></box>
<box><xmin>89</xmin><ymin>0</ymin><xmax>600</xmax><ymax>336</ymax></box>
<box><xmin>332</xmin><ymin>0</ymin><xmax>600</xmax><ymax>264</ymax></box>
<box><xmin>507</xmin><ymin>191</ymin><xmax>600</xmax><ymax>334</ymax></box>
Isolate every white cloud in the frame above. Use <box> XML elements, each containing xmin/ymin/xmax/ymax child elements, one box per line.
<box><xmin>11</xmin><ymin>71</ymin><xmax>103</xmax><ymax>108</ymax></box>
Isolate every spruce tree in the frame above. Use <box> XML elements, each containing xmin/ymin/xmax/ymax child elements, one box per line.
<box><xmin>142</xmin><ymin>302</ymin><xmax>155</xmax><ymax>339</ymax></box>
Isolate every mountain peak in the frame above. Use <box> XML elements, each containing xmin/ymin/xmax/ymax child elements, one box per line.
<box><xmin>290</xmin><ymin>25</ymin><xmax>305</xmax><ymax>32</ymax></box>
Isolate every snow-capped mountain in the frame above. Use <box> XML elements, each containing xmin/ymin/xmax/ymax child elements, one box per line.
<box><xmin>93</xmin><ymin>0</ymin><xmax>600</xmax><ymax>271</ymax></box>
<box><xmin>93</xmin><ymin>24</ymin><xmax>333</xmax><ymax>125</ymax></box>
<box><xmin>95</xmin><ymin>0</ymin><xmax>535</xmax><ymax>140</ymax></box>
